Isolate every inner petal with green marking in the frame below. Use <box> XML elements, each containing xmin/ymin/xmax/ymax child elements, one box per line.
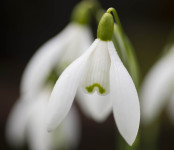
<box><xmin>86</xmin><ymin>83</ymin><xmax>106</xmax><ymax>94</ymax></box>
<box><xmin>81</xmin><ymin>40</ymin><xmax>111</xmax><ymax>95</ymax></box>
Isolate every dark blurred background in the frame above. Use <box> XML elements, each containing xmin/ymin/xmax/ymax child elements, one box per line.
<box><xmin>1</xmin><ymin>0</ymin><xmax>174</xmax><ymax>150</ymax></box>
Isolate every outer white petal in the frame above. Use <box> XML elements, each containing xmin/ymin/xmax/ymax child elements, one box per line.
<box><xmin>46</xmin><ymin>39</ymin><xmax>99</xmax><ymax>131</ymax></box>
<box><xmin>6</xmin><ymin>98</ymin><xmax>34</xmax><ymax>147</ymax></box>
<box><xmin>167</xmin><ymin>92</ymin><xmax>174</xmax><ymax>124</ymax></box>
<box><xmin>27</xmin><ymin>90</ymin><xmax>52</xmax><ymax>150</ymax></box>
<box><xmin>20</xmin><ymin>23</ymin><xmax>80</xmax><ymax>100</ymax></box>
<box><xmin>140</xmin><ymin>49</ymin><xmax>174</xmax><ymax>125</ymax></box>
<box><xmin>76</xmin><ymin>88</ymin><xmax>112</xmax><ymax>122</ymax></box>
<box><xmin>108</xmin><ymin>41</ymin><xmax>140</xmax><ymax>145</ymax></box>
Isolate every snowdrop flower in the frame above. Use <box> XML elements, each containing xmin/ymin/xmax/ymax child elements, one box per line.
<box><xmin>140</xmin><ymin>45</ymin><xmax>174</xmax><ymax>125</ymax></box>
<box><xmin>6</xmin><ymin>86</ymin><xmax>80</xmax><ymax>150</ymax></box>
<box><xmin>20</xmin><ymin>1</ymin><xmax>94</xmax><ymax>101</ymax></box>
<box><xmin>77</xmin><ymin>9</ymin><xmax>140</xmax><ymax>123</ymax></box>
<box><xmin>47</xmin><ymin>8</ymin><xmax>140</xmax><ymax>146</ymax></box>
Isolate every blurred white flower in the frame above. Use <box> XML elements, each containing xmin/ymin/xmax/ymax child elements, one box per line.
<box><xmin>6</xmin><ymin>86</ymin><xmax>81</xmax><ymax>150</ymax></box>
<box><xmin>7</xmin><ymin>9</ymin><xmax>92</xmax><ymax>150</ymax></box>
<box><xmin>140</xmin><ymin>45</ymin><xmax>174</xmax><ymax>125</ymax></box>
<box><xmin>46</xmin><ymin>39</ymin><xmax>140</xmax><ymax>146</ymax></box>
<box><xmin>6</xmin><ymin>22</ymin><xmax>87</xmax><ymax>149</ymax></box>
<box><xmin>20</xmin><ymin>23</ymin><xmax>92</xmax><ymax>101</ymax></box>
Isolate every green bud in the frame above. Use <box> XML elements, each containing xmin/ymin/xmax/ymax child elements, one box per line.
<box><xmin>97</xmin><ymin>13</ymin><xmax>114</xmax><ymax>41</ymax></box>
<box><xmin>71</xmin><ymin>1</ymin><xmax>94</xmax><ymax>25</ymax></box>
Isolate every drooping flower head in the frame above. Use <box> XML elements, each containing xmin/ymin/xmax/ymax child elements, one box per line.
<box><xmin>20</xmin><ymin>1</ymin><xmax>97</xmax><ymax>101</ymax></box>
<box><xmin>140</xmin><ymin>44</ymin><xmax>174</xmax><ymax>125</ymax></box>
<box><xmin>46</xmin><ymin>8</ymin><xmax>140</xmax><ymax>146</ymax></box>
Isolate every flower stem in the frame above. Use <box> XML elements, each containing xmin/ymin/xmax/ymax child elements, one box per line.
<box><xmin>106</xmin><ymin>8</ymin><xmax>124</xmax><ymax>38</ymax></box>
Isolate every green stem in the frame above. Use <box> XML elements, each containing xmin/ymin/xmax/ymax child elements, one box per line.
<box><xmin>106</xmin><ymin>8</ymin><xmax>124</xmax><ymax>38</ymax></box>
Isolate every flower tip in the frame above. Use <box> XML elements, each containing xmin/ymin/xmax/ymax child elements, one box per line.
<box><xmin>124</xmin><ymin>128</ymin><xmax>139</xmax><ymax>146</ymax></box>
<box><xmin>127</xmin><ymin>138</ymin><xmax>134</xmax><ymax>146</ymax></box>
<box><xmin>123</xmin><ymin>134</ymin><xmax>136</xmax><ymax>146</ymax></box>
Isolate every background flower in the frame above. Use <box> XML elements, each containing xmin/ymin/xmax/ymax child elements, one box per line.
<box><xmin>20</xmin><ymin>22</ymin><xmax>92</xmax><ymax>101</ymax></box>
<box><xmin>6</xmin><ymin>86</ymin><xmax>81</xmax><ymax>150</ymax></box>
<box><xmin>140</xmin><ymin>45</ymin><xmax>174</xmax><ymax>125</ymax></box>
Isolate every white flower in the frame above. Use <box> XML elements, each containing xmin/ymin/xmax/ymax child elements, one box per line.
<box><xmin>6</xmin><ymin>22</ymin><xmax>87</xmax><ymax>147</ymax></box>
<box><xmin>20</xmin><ymin>23</ymin><xmax>92</xmax><ymax>100</ymax></box>
<box><xmin>6</xmin><ymin>87</ymin><xmax>81</xmax><ymax>150</ymax></box>
<box><xmin>46</xmin><ymin>39</ymin><xmax>140</xmax><ymax>145</ymax></box>
<box><xmin>140</xmin><ymin>45</ymin><xmax>174</xmax><ymax>125</ymax></box>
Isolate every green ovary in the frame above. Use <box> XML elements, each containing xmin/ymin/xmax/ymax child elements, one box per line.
<box><xmin>86</xmin><ymin>83</ymin><xmax>106</xmax><ymax>94</ymax></box>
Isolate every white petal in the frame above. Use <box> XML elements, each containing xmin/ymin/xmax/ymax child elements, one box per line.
<box><xmin>167</xmin><ymin>93</ymin><xmax>174</xmax><ymax>124</ymax></box>
<box><xmin>78</xmin><ymin>25</ymin><xmax>93</xmax><ymax>54</ymax></box>
<box><xmin>20</xmin><ymin>23</ymin><xmax>82</xmax><ymax>100</ymax></box>
<box><xmin>58</xmin><ymin>24</ymin><xmax>92</xmax><ymax>64</ymax></box>
<box><xmin>76</xmin><ymin>88</ymin><xmax>112</xmax><ymax>122</ymax></box>
<box><xmin>46</xmin><ymin>39</ymin><xmax>99</xmax><ymax>131</ymax></box>
<box><xmin>81</xmin><ymin>40</ymin><xmax>111</xmax><ymax>95</ymax></box>
<box><xmin>56</xmin><ymin>24</ymin><xmax>93</xmax><ymax>75</ymax></box>
<box><xmin>27</xmin><ymin>93</ymin><xmax>52</xmax><ymax>150</ymax></box>
<box><xmin>108</xmin><ymin>41</ymin><xmax>140</xmax><ymax>145</ymax></box>
<box><xmin>140</xmin><ymin>49</ymin><xmax>174</xmax><ymax>125</ymax></box>
<box><xmin>6</xmin><ymin>98</ymin><xmax>34</xmax><ymax>147</ymax></box>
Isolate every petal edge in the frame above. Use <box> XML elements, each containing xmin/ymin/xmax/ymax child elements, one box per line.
<box><xmin>108</xmin><ymin>41</ymin><xmax>140</xmax><ymax>145</ymax></box>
